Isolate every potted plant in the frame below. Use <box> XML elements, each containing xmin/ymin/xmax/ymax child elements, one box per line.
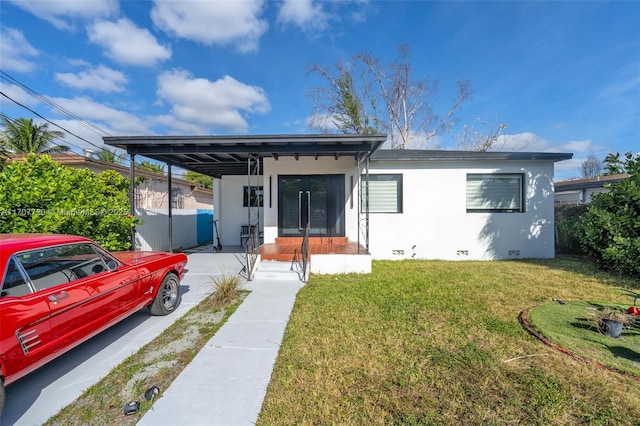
<box><xmin>591</xmin><ymin>307</ymin><xmax>630</xmax><ymax>338</ymax></box>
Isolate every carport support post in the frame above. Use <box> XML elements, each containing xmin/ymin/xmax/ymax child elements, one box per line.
<box><xmin>168</xmin><ymin>163</ymin><xmax>173</xmax><ymax>253</ymax></box>
<box><xmin>129</xmin><ymin>153</ymin><xmax>136</xmax><ymax>251</ymax></box>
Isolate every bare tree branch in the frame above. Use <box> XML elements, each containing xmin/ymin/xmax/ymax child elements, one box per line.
<box><xmin>455</xmin><ymin>115</ymin><xmax>508</xmax><ymax>152</ymax></box>
<box><xmin>307</xmin><ymin>44</ymin><xmax>472</xmax><ymax>148</ymax></box>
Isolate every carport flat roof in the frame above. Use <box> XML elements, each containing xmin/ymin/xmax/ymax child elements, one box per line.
<box><xmin>104</xmin><ymin>134</ymin><xmax>388</xmax><ymax>178</ymax></box>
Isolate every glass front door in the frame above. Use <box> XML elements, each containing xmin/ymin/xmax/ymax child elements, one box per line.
<box><xmin>278</xmin><ymin>175</ymin><xmax>345</xmax><ymax>237</ymax></box>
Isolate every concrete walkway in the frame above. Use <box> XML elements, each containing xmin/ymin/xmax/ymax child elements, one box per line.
<box><xmin>138</xmin><ymin>258</ymin><xmax>304</xmax><ymax>426</ymax></box>
<box><xmin>1</xmin><ymin>245</ymin><xmax>301</xmax><ymax>426</ymax></box>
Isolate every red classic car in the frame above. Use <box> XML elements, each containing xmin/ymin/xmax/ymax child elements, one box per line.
<box><xmin>0</xmin><ymin>234</ymin><xmax>188</xmax><ymax>412</ymax></box>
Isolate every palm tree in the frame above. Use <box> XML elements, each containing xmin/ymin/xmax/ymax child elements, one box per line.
<box><xmin>0</xmin><ymin>115</ymin><xmax>69</xmax><ymax>154</ymax></box>
<box><xmin>136</xmin><ymin>159</ymin><xmax>166</xmax><ymax>175</ymax></box>
<box><xmin>0</xmin><ymin>146</ymin><xmax>9</xmax><ymax>170</ymax></box>
<box><xmin>96</xmin><ymin>147</ymin><xmax>125</xmax><ymax>164</ymax></box>
<box><xmin>603</xmin><ymin>152</ymin><xmax>624</xmax><ymax>175</ymax></box>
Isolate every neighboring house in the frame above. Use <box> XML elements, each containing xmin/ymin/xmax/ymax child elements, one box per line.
<box><xmin>105</xmin><ymin>134</ymin><xmax>572</xmax><ymax>273</ymax></box>
<box><xmin>9</xmin><ymin>152</ymin><xmax>214</xmax><ymax>209</ymax></box>
<box><xmin>8</xmin><ymin>152</ymin><xmax>214</xmax><ymax>251</ymax></box>
<box><xmin>554</xmin><ymin>174</ymin><xmax>629</xmax><ymax>204</ymax></box>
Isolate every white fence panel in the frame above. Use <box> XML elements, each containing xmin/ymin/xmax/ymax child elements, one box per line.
<box><xmin>134</xmin><ymin>208</ymin><xmax>200</xmax><ymax>252</ymax></box>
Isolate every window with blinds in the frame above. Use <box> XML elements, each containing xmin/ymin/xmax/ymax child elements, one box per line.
<box><xmin>360</xmin><ymin>174</ymin><xmax>403</xmax><ymax>213</ymax></box>
<box><xmin>466</xmin><ymin>174</ymin><xmax>524</xmax><ymax>212</ymax></box>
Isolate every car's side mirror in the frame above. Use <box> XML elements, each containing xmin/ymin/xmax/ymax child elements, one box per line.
<box><xmin>106</xmin><ymin>260</ymin><xmax>118</xmax><ymax>272</ymax></box>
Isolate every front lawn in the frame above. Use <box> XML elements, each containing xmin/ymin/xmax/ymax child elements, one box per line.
<box><xmin>259</xmin><ymin>257</ymin><xmax>640</xmax><ymax>425</ymax></box>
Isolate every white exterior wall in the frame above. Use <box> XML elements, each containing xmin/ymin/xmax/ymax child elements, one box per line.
<box><xmin>213</xmin><ymin>157</ymin><xmax>557</xmax><ymax>261</ymax></box>
<box><xmin>215</xmin><ymin>175</ymin><xmax>264</xmax><ymax>246</ymax></box>
<box><xmin>135</xmin><ymin>178</ymin><xmax>212</xmax><ymax>210</ymax></box>
<box><xmin>554</xmin><ymin>186</ymin><xmax>607</xmax><ymax>204</ymax></box>
<box><xmin>367</xmin><ymin>160</ymin><xmax>556</xmax><ymax>260</ymax></box>
<box><xmin>554</xmin><ymin>190</ymin><xmax>583</xmax><ymax>204</ymax></box>
<box><xmin>262</xmin><ymin>157</ymin><xmax>360</xmax><ymax>244</ymax></box>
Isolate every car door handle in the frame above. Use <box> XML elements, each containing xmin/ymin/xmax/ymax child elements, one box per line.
<box><xmin>48</xmin><ymin>291</ymin><xmax>69</xmax><ymax>304</ymax></box>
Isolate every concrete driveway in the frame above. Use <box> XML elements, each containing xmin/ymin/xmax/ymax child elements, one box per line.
<box><xmin>1</xmin><ymin>246</ymin><xmax>247</xmax><ymax>426</ymax></box>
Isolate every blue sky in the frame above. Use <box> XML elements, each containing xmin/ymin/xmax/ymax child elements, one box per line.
<box><xmin>1</xmin><ymin>0</ymin><xmax>638</xmax><ymax>180</ymax></box>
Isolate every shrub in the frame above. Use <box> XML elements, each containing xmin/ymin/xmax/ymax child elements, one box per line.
<box><xmin>574</xmin><ymin>153</ymin><xmax>640</xmax><ymax>278</ymax></box>
<box><xmin>0</xmin><ymin>154</ymin><xmax>136</xmax><ymax>250</ymax></box>
<box><xmin>210</xmin><ymin>272</ymin><xmax>242</xmax><ymax>308</ymax></box>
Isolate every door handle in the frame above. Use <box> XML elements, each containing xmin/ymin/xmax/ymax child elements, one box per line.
<box><xmin>298</xmin><ymin>190</ymin><xmax>303</xmax><ymax>230</ymax></box>
<box><xmin>306</xmin><ymin>191</ymin><xmax>311</xmax><ymax>229</ymax></box>
<box><xmin>48</xmin><ymin>291</ymin><xmax>69</xmax><ymax>304</ymax></box>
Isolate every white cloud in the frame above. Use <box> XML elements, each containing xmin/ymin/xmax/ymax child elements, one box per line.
<box><xmin>278</xmin><ymin>0</ymin><xmax>328</xmax><ymax>31</ymax></box>
<box><xmin>151</xmin><ymin>0</ymin><xmax>267</xmax><ymax>53</ymax></box>
<box><xmin>55</xmin><ymin>64</ymin><xmax>128</xmax><ymax>93</ymax></box>
<box><xmin>156</xmin><ymin>69</ymin><xmax>270</xmax><ymax>133</ymax></box>
<box><xmin>0</xmin><ymin>82</ymin><xmax>39</xmax><ymax>113</ymax></box>
<box><xmin>562</xmin><ymin>140</ymin><xmax>593</xmax><ymax>153</ymax></box>
<box><xmin>0</xmin><ymin>28</ymin><xmax>39</xmax><ymax>72</ymax></box>
<box><xmin>42</xmin><ymin>118</ymin><xmax>109</xmax><ymax>152</ymax></box>
<box><xmin>51</xmin><ymin>96</ymin><xmax>150</xmax><ymax>135</ymax></box>
<box><xmin>8</xmin><ymin>0</ymin><xmax>118</xmax><ymax>30</ymax></box>
<box><xmin>151</xmin><ymin>114</ymin><xmax>215</xmax><ymax>135</ymax></box>
<box><xmin>277</xmin><ymin>0</ymin><xmax>373</xmax><ymax>34</ymax></box>
<box><xmin>497</xmin><ymin>132</ymin><xmax>600</xmax><ymax>180</ymax></box>
<box><xmin>88</xmin><ymin>19</ymin><xmax>171</xmax><ymax>66</ymax></box>
<box><xmin>498</xmin><ymin>132</ymin><xmax>594</xmax><ymax>154</ymax></box>
<box><xmin>554</xmin><ymin>158</ymin><xmax>583</xmax><ymax>176</ymax></box>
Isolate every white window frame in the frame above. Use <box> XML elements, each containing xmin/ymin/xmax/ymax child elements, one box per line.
<box><xmin>361</xmin><ymin>174</ymin><xmax>403</xmax><ymax>213</ymax></box>
<box><xmin>466</xmin><ymin>173</ymin><xmax>524</xmax><ymax>213</ymax></box>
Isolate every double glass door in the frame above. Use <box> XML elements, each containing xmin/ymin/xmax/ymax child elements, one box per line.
<box><xmin>278</xmin><ymin>175</ymin><xmax>344</xmax><ymax>237</ymax></box>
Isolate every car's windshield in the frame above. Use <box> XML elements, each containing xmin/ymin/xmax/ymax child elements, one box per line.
<box><xmin>14</xmin><ymin>243</ymin><xmax>113</xmax><ymax>291</ymax></box>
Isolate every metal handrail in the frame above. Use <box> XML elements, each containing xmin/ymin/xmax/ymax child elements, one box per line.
<box><xmin>300</xmin><ymin>223</ymin><xmax>310</xmax><ymax>282</ymax></box>
<box><xmin>242</xmin><ymin>224</ymin><xmax>260</xmax><ymax>280</ymax></box>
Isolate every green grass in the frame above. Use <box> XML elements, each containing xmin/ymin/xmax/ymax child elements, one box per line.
<box><xmin>528</xmin><ymin>301</ymin><xmax>640</xmax><ymax>376</ymax></box>
<box><xmin>258</xmin><ymin>257</ymin><xmax>640</xmax><ymax>425</ymax></box>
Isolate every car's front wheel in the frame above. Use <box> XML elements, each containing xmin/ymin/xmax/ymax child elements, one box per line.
<box><xmin>150</xmin><ymin>273</ymin><xmax>181</xmax><ymax>315</ymax></box>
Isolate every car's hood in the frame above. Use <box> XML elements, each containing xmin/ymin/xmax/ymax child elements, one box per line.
<box><xmin>111</xmin><ymin>251</ymin><xmax>184</xmax><ymax>266</ymax></box>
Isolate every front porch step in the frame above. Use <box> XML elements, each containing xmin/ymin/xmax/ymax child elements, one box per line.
<box><xmin>255</xmin><ymin>260</ymin><xmax>302</xmax><ymax>280</ymax></box>
<box><xmin>260</xmin><ymin>238</ymin><xmax>367</xmax><ymax>262</ymax></box>
<box><xmin>275</xmin><ymin>236</ymin><xmax>349</xmax><ymax>245</ymax></box>
<box><xmin>260</xmin><ymin>253</ymin><xmax>299</xmax><ymax>262</ymax></box>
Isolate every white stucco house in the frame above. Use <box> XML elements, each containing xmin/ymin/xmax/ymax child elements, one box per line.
<box><xmin>105</xmin><ymin>134</ymin><xmax>572</xmax><ymax>275</ymax></box>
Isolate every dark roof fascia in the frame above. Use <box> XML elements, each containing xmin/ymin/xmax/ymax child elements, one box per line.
<box><xmin>370</xmin><ymin>149</ymin><xmax>573</xmax><ymax>163</ymax></box>
<box><xmin>103</xmin><ymin>134</ymin><xmax>388</xmax><ymax>177</ymax></box>
<box><xmin>104</xmin><ymin>134</ymin><xmax>387</xmax><ymax>156</ymax></box>
<box><xmin>555</xmin><ymin>175</ymin><xmax>629</xmax><ymax>191</ymax></box>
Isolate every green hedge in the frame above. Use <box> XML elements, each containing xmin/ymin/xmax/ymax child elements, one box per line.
<box><xmin>574</xmin><ymin>153</ymin><xmax>640</xmax><ymax>278</ymax></box>
<box><xmin>0</xmin><ymin>154</ymin><xmax>136</xmax><ymax>251</ymax></box>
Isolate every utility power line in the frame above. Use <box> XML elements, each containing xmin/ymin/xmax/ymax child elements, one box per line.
<box><xmin>0</xmin><ymin>70</ymin><xmax>112</xmax><ymax>138</ymax></box>
<box><xmin>1</xmin><ymin>91</ymin><xmax>106</xmax><ymax>152</ymax></box>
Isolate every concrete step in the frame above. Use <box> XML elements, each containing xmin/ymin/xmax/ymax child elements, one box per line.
<box><xmin>255</xmin><ymin>261</ymin><xmax>303</xmax><ymax>281</ymax></box>
<box><xmin>260</xmin><ymin>252</ymin><xmax>297</xmax><ymax>262</ymax></box>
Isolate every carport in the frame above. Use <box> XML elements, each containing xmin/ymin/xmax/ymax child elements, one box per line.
<box><xmin>104</xmin><ymin>134</ymin><xmax>387</xmax><ymax>254</ymax></box>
